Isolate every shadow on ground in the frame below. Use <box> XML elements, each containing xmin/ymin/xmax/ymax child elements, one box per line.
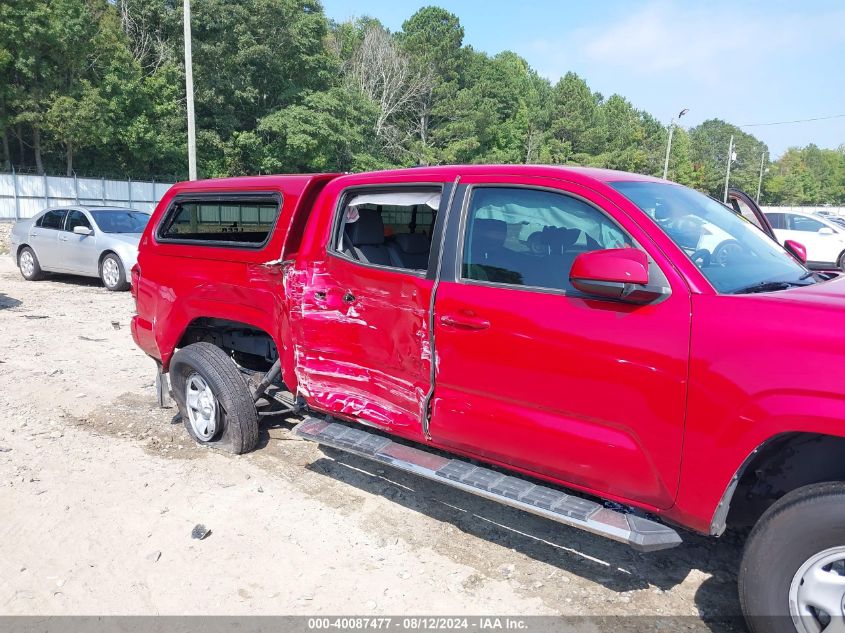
<box><xmin>0</xmin><ymin>292</ymin><xmax>22</xmax><ymax>309</ymax></box>
<box><xmin>300</xmin><ymin>442</ymin><xmax>747</xmax><ymax>632</ymax></box>
<box><xmin>40</xmin><ymin>272</ymin><xmax>104</xmax><ymax>288</ymax></box>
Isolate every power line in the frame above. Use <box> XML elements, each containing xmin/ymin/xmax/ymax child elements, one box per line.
<box><xmin>739</xmin><ymin>113</ymin><xmax>845</xmax><ymax>128</ymax></box>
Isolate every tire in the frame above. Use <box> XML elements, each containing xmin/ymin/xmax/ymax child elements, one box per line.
<box><xmin>837</xmin><ymin>251</ymin><xmax>845</xmax><ymax>272</ymax></box>
<box><xmin>712</xmin><ymin>239</ymin><xmax>743</xmax><ymax>266</ymax></box>
<box><xmin>739</xmin><ymin>481</ymin><xmax>845</xmax><ymax>633</ymax></box>
<box><xmin>18</xmin><ymin>246</ymin><xmax>44</xmax><ymax>281</ymax></box>
<box><xmin>100</xmin><ymin>253</ymin><xmax>129</xmax><ymax>291</ymax></box>
<box><xmin>169</xmin><ymin>342</ymin><xmax>259</xmax><ymax>454</ymax></box>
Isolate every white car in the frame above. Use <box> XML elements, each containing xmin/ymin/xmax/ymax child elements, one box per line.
<box><xmin>765</xmin><ymin>210</ymin><xmax>845</xmax><ymax>270</ymax></box>
<box><xmin>9</xmin><ymin>206</ymin><xmax>150</xmax><ymax>290</ymax></box>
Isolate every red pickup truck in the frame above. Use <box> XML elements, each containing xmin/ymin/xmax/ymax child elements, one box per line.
<box><xmin>132</xmin><ymin>165</ymin><xmax>845</xmax><ymax>632</ymax></box>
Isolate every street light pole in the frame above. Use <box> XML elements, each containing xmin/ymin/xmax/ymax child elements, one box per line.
<box><xmin>756</xmin><ymin>151</ymin><xmax>767</xmax><ymax>203</ymax></box>
<box><xmin>183</xmin><ymin>0</ymin><xmax>197</xmax><ymax>181</ymax></box>
<box><xmin>662</xmin><ymin>108</ymin><xmax>689</xmax><ymax>180</ymax></box>
<box><xmin>723</xmin><ymin>134</ymin><xmax>735</xmax><ymax>203</ymax></box>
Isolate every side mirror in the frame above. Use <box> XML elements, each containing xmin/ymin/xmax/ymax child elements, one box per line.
<box><xmin>818</xmin><ymin>227</ymin><xmax>835</xmax><ymax>236</ymax></box>
<box><xmin>570</xmin><ymin>248</ymin><xmax>662</xmax><ymax>304</ymax></box>
<box><xmin>784</xmin><ymin>239</ymin><xmax>807</xmax><ymax>264</ymax></box>
<box><xmin>73</xmin><ymin>225</ymin><xmax>93</xmax><ymax>236</ymax></box>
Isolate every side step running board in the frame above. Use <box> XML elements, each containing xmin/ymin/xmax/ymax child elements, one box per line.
<box><xmin>294</xmin><ymin>418</ymin><xmax>682</xmax><ymax>552</ymax></box>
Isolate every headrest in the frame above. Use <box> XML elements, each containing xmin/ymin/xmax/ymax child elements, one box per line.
<box><xmin>535</xmin><ymin>226</ymin><xmax>580</xmax><ymax>253</ymax></box>
<box><xmin>654</xmin><ymin>203</ymin><xmax>674</xmax><ymax>221</ymax></box>
<box><xmin>347</xmin><ymin>209</ymin><xmax>385</xmax><ymax>246</ymax></box>
<box><xmin>393</xmin><ymin>233</ymin><xmax>430</xmax><ymax>254</ymax></box>
<box><xmin>553</xmin><ymin>227</ymin><xmax>581</xmax><ymax>250</ymax></box>
<box><xmin>472</xmin><ymin>218</ymin><xmax>506</xmax><ymax>246</ymax></box>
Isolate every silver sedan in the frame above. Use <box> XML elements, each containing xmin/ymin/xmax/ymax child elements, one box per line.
<box><xmin>9</xmin><ymin>206</ymin><xmax>150</xmax><ymax>291</ymax></box>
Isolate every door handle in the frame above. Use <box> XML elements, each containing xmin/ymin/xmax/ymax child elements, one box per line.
<box><xmin>439</xmin><ymin>314</ymin><xmax>490</xmax><ymax>330</ymax></box>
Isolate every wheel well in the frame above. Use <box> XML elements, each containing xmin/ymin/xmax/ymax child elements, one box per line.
<box><xmin>15</xmin><ymin>243</ymin><xmax>30</xmax><ymax>263</ymax></box>
<box><xmin>725</xmin><ymin>432</ymin><xmax>845</xmax><ymax>530</ymax></box>
<box><xmin>98</xmin><ymin>250</ymin><xmax>118</xmax><ymax>268</ymax></box>
<box><xmin>176</xmin><ymin>317</ymin><xmax>278</xmax><ymax>372</ymax></box>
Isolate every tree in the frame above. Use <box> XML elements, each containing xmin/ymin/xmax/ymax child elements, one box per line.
<box><xmin>689</xmin><ymin>119</ymin><xmax>769</xmax><ymax>199</ymax></box>
<box><xmin>588</xmin><ymin>94</ymin><xmax>661</xmax><ymax>174</ymax></box>
<box><xmin>666</xmin><ymin>127</ymin><xmax>695</xmax><ymax>186</ymax></box>
<box><xmin>398</xmin><ymin>6</ymin><xmax>465</xmax><ymax>163</ymax></box>
<box><xmin>764</xmin><ymin>146</ymin><xmax>845</xmax><ymax>205</ymax></box>
<box><xmin>2</xmin><ymin>0</ymin><xmax>841</xmax><ymax>207</ymax></box>
<box><xmin>45</xmin><ymin>83</ymin><xmax>109</xmax><ymax>175</ymax></box>
<box><xmin>434</xmin><ymin>50</ymin><xmax>547</xmax><ymax>165</ymax></box>
<box><xmin>344</xmin><ymin>23</ymin><xmax>433</xmax><ymax>160</ymax></box>
<box><xmin>546</xmin><ymin>72</ymin><xmax>601</xmax><ymax>163</ymax></box>
<box><xmin>258</xmin><ymin>86</ymin><xmax>385</xmax><ymax>173</ymax></box>
<box><xmin>3</xmin><ymin>0</ymin><xmax>56</xmax><ymax>173</ymax></box>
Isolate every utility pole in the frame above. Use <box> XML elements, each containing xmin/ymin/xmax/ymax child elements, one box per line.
<box><xmin>662</xmin><ymin>108</ymin><xmax>689</xmax><ymax>180</ymax></box>
<box><xmin>183</xmin><ymin>0</ymin><xmax>197</xmax><ymax>180</ymax></box>
<box><xmin>723</xmin><ymin>135</ymin><xmax>735</xmax><ymax>203</ymax></box>
<box><xmin>756</xmin><ymin>151</ymin><xmax>767</xmax><ymax>203</ymax></box>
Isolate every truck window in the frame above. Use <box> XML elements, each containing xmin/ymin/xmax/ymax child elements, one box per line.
<box><xmin>157</xmin><ymin>194</ymin><xmax>281</xmax><ymax>247</ymax></box>
<box><xmin>332</xmin><ymin>188</ymin><xmax>441</xmax><ymax>272</ymax></box>
<box><xmin>461</xmin><ymin>186</ymin><xmax>632</xmax><ymax>292</ymax></box>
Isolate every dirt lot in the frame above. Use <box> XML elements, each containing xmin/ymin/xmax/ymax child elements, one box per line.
<box><xmin>0</xmin><ymin>223</ymin><xmax>11</xmax><ymax>255</ymax></box>
<box><xmin>0</xmin><ymin>246</ymin><xmax>746</xmax><ymax>630</ymax></box>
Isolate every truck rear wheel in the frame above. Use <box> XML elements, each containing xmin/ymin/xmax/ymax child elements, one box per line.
<box><xmin>170</xmin><ymin>342</ymin><xmax>259</xmax><ymax>454</ymax></box>
<box><xmin>740</xmin><ymin>482</ymin><xmax>845</xmax><ymax>633</ymax></box>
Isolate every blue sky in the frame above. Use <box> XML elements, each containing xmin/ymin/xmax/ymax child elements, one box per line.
<box><xmin>320</xmin><ymin>0</ymin><xmax>845</xmax><ymax>158</ymax></box>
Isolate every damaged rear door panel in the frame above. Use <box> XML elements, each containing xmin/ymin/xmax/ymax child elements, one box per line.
<box><xmin>289</xmin><ymin>178</ymin><xmax>455</xmax><ymax>439</ymax></box>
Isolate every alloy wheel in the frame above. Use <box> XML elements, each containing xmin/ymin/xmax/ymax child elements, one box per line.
<box><xmin>185</xmin><ymin>372</ymin><xmax>219</xmax><ymax>441</ymax></box>
<box><xmin>790</xmin><ymin>546</ymin><xmax>845</xmax><ymax>633</ymax></box>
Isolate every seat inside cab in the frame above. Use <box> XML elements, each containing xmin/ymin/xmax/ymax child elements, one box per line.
<box><xmin>338</xmin><ymin>190</ymin><xmax>440</xmax><ymax>272</ymax></box>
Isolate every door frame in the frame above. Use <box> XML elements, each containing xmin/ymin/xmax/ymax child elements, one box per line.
<box><xmin>425</xmin><ymin>172</ymin><xmax>694</xmax><ymax>508</ymax></box>
<box><xmin>294</xmin><ymin>177</ymin><xmax>459</xmax><ymax>438</ymax></box>
<box><xmin>436</xmin><ymin>175</ymin><xmax>689</xmax><ymax>296</ymax></box>
<box><xmin>323</xmin><ymin>182</ymin><xmax>450</xmax><ymax>278</ymax></box>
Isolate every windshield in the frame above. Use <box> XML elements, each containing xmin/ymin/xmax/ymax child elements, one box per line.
<box><xmin>612</xmin><ymin>181</ymin><xmax>815</xmax><ymax>294</ymax></box>
<box><xmin>90</xmin><ymin>210</ymin><xmax>150</xmax><ymax>234</ymax></box>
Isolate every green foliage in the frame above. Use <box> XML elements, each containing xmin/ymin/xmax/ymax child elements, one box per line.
<box><xmin>688</xmin><ymin>119</ymin><xmax>769</xmax><ymax>199</ymax></box>
<box><xmin>258</xmin><ymin>86</ymin><xmax>387</xmax><ymax>173</ymax></box>
<box><xmin>765</xmin><ymin>145</ymin><xmax>845</xmax><ymax>205</ymax></box>
<box><xmin>0</xmin><ymin>1</ymin><xmax>840</xmax><ymax>205</ymax></box>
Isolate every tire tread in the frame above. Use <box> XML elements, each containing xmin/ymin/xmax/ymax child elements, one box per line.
<box><xmin>740</xmin><ymin>481</ymin><xmax>845</xmax><ymax>633</ymax></box>
<box><xmin>170</xmin><ymin>342</ymin><xmax>259</xmax><ymax>454</ymax></box>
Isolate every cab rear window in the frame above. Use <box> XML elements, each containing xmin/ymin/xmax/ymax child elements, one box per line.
<box><xmin>157</xmin><ymin>193</ymin><xmax>281</xmax><ymax>247</ymax></box>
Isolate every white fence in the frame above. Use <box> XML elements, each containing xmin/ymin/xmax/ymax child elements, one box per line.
<box><xmin>0</xmin><ymin>172</ymin><xmax>175</xmax><ymax>220</ymax></box>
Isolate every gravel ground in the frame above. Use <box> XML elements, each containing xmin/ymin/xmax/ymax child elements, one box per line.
<box><xmin>0</xmin><ymin>256</ymin><xmax>747</xmax><ymax>630</ymax></box>
<box><xmin>0</xmin><ymin>222</ymin><xmax>11</xmax><ymax>255</ymax></box>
